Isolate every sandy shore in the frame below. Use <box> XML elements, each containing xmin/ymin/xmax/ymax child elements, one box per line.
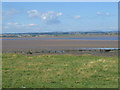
<box><xmin>2</xmin><ymin>39</ymin><xmax>118</xmax><ymax>50</ymax></box>
<box><xmin>2</xmin><ymin>38</ymin><xmax>119</xmax><ymax>56</ymax></box>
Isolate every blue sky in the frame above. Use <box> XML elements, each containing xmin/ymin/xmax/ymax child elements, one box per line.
<box><xmin>2</xmin><ymin>2</ymin><xmax>118</xmax><ymax>33</ymax></box>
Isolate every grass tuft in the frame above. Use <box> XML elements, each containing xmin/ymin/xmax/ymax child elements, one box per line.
<box><xmin>2</xmin><ymin>53</ymin><xmax>118</xmax><ymax>88</ymax></box>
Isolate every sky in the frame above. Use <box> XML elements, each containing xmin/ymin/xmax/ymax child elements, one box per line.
<box><xmin>2</xmin><ymin>2</ymin><xmax>118</xmax><ymax>33</ymax></box>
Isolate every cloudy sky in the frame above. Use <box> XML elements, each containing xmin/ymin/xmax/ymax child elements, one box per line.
<box><xmin>2</xmin><ymin>2</ymin><xmax>118</xmax><ymax>33</ymax></box>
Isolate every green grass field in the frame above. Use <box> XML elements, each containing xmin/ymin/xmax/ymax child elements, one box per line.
<box><xmin>2</xmin><ymin>53</ymin><xmax>118</xmax><ymax>88</ymax></box>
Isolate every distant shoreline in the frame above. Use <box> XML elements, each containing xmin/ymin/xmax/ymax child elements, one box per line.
<box><xmin>1</xmin><ymin>34</ymin><xmax>118</xmax><ymax>38</ymax></box>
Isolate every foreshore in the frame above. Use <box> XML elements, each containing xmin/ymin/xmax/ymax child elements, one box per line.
<box><xmin>2</xmin><ymin>40</ymin><xmax>118</xmax><ymax>57</ymax></box>
<box><xmin>3</xmin><ymin>39</ymin><xmax>118</xmax><ymax>49</ymax></box>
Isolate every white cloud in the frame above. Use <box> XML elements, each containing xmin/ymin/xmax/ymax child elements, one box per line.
<box><xmin>74</xmin><ymin>15</ymin><xmax>81</xmax><ymax>19</ymax></box>
<box><xmin>27</xmin><ymin>10</ymin><xmax>39</xmax><ymax>17</ymax></box>
<box><xmin>105</xmin><ymin>12</ymin><xmax>110</xmax><ymax>16</ymax></box>
<box><xmin>40</xmin><ymin>11</ymin><xmax>63</xmax><ymax>24</ymax></box>
<box><xmin>3</xmin><ymin>22</ymin><xmax>38</xmax><ymax>30</ymax></box>
<box><xmin>27</xmin><ymin>24</ymin><xmax>38</xmax><ymax>27</ymax></box>
<box><xmin>27</xmin><ymin>10</ymin><xmax>63</xmax><ymax>24</ymax></box>
<box><xmin>96</xmin><ymin>11</ymin><xmax>111</xmax><ymax>16</ymax></box>
<box><xmin>96</xmin><ymin>12</ymin><xmax>103</xmax><ymax>15</ymax></box>
<box><xmin>7</xmin><ymin>22</ymin><xmax>19</xmax><ymax>25</ymax></box>
<box><xmin>108</xmin><ymin>26</ymin><xmax>117</xmax><ymax>30</ymax></box>
<box><xmin>56</xmin><ymin>12</ymin><xmax>63</xmax><ymax>16</ymax></box>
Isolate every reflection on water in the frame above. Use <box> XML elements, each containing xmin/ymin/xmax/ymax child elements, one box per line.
<box><xmin>73</xmin><ymin>48</ymin><xmax>119</xmax><ymax>50</ymax></box>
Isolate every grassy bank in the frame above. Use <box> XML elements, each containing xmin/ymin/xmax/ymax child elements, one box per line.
<box><xmin>2</xmin><ymin>53</ymin><xmax>118</xmax><ymax>88</ymax></box>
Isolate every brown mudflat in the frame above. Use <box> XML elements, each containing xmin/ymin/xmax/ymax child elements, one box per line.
<box><xmin>2</xmin><ymin>38</ymin><xmax>119</xmax><ymax>57</ymax></box>
<box><xmin>2</xmin><ymin>39</ymin><xmax>118</xmax><ymax>50</ymax></box>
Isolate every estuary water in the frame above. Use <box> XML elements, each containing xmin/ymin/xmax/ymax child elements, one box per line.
<box><xmin>2</xmin><ymin>37</ymin><xmax>119</xmax><ymax>40</ymax></box>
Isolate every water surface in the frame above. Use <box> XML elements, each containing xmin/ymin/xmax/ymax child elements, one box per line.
<box><xmin>2</xmin><ymin>37</ymin><xmax>119</xmax><ymax>40</ymax></box>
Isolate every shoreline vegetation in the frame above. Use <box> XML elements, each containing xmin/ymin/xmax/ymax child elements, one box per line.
<box><xmin>2</xmin><ymin>49</ymin><xmax>119</xmax><ymax>57</ymax></box>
